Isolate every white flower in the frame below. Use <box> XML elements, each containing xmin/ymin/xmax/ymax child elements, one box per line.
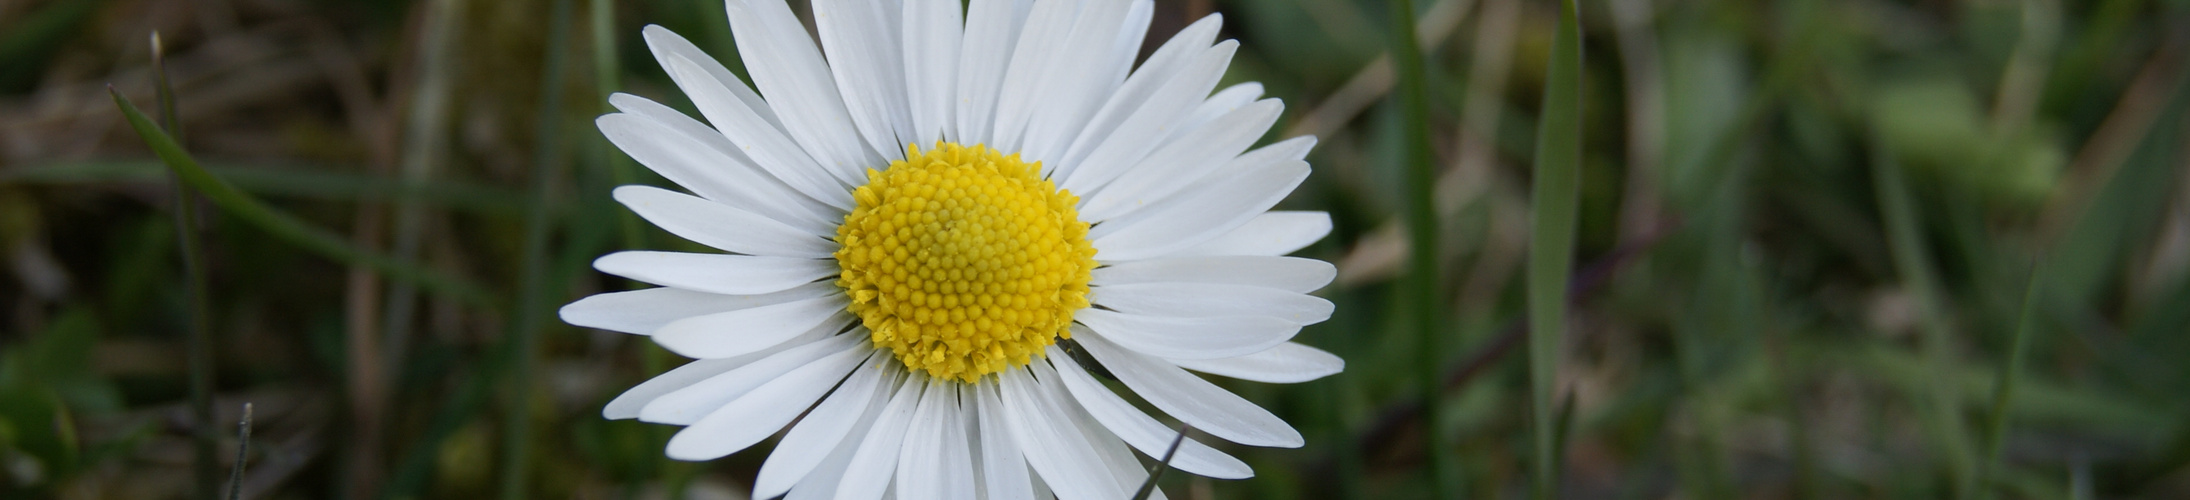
<box><xmin>561</xmin><ymin>0</ymin><xmax>1343</xmax><ymax>498</ymax></box>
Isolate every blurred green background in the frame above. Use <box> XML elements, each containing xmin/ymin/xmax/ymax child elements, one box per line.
<box><xmin>3</xmin><ymin>0</ymin><xmax>2189</xmax><ymax>498</ymax></box>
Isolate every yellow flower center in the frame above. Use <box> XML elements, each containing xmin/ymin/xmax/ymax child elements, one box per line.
<box><xmin>834</xmin><ymin>142</ymin><xmax>1096</xmax><ymax>383</ymax></box>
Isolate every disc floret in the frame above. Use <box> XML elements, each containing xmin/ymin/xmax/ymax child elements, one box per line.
<box><xmin>834</xmin><ymin>143</ymin><xmax>1096</xmax><ymax>382</ymax></box>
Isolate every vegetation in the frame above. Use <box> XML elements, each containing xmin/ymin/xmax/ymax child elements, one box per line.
<box><xmin>1</xmin><ymin>0</ymin><xmax>2186</xmax><ymax>498</ymax></box>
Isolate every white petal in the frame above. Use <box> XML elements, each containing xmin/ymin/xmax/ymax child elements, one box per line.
<box><xmin>593</xmin><ymin>251</ymin><xmax>835</xmax><ymax>296</ymax></box>
<box><xmin>606</xmin><ymin>94</ymin><xmax>839</xmax><ymax>221</ymax></box>
<box><xmin>1051</xmin><ymin>14</ymin><xmax>1219</xmax><ymax>182</ymax></box>
<box><xmin>667</xmin><ymin>348</ymin><xmax>875</xmax><ymax>460</ymax></box>
<box><xmin>1074</xmin><ymin>334</ymin><xmax>1304</xmax><ymax>448</ymax></box>
<box><xmin>1090</xmin><ymin>256</ymin><xmax>1335</xmax><ymax>293</ymax></box>
<box><xmin>1026</xmin><ymin>360</ymin><xmax>1157</xmax><ymax>497</ymax></box>
<box><xmin>1169</xmin><ymin>342</ymin><xmax>1343</xmax><ymax>384</ymax></box>
<box><xmin>1163</xmin><ymin>210</ymin><xmax>1332</xmax><ymax>258</ymax></box>
<box><xmin>595</xmin><ymin>110</ymin><xmax>839</xmax><ymax>233</ymax></box>
<box><xmin>1089</xmin><ymin>160</ymin><xmax>1310</xmax><ymax>261</ymax></box>
<box><xmin>606</xmin><ymin>359</ymin><xmax>743</xmax><ymax>420</ymax></box>
<box><xmin>997</xmin><ymin>367</ymin><xmax>1127</xmax><ymax>500</ymax></box>
<box><xmin>835</xmin><ymin>374</ymin><xmax>927</xmax><ymax>500</ymax></box>
<box><xmin>663</xmin><ymin>55</ymin><xmax>855</xmax><ymax>210</ymax></box>
<box><xmin>614</xmin><ymin>186</ymin><xmax>836</xmax><ymax>255</ymax></box>
<box><xmin>973</xmin><ymin>382</ymin><xmax>1034</xmax><ymax>500</ymax></box>
<box><xmin>651</xmin><ymin>297</ymin><xmax>850</xmax><ymax>359</ymax></box>
<box><xmin>1072</xmin><ymin>311</ymin><xmax>1295</xmax><ymax>361</ymax></box>
<box><xmin>1051</xmin><ymin>13</ymin><xmax>1221</xmax><ymax>176</ymax></box>
<box><xmin>987</xmin><ymin>0</ymin><xmax>1084</xmax><ymax>155</ymax></box>
<box><xmin>784</xmin><ymin>367</ymin><xmax>904</xmax><ymax>500</ymax></box>
<box><xmin>756</xmin><ymin>360</ymin><xmax>893</xmax><ymax>498</ymax></box>
<box><xmin>560</xmin><ymin>282</ymin><xmax>839</xmax><ymax>335</ymax></box>
<box><xmin>1056</xmin><ymin>40</ymin><xmax>1237</xmax><ymax>194</ymax></box>
<box><xmin>902</xmin><ymin>0</ymin><xmax>962</xmax><ymax>145</ymax></box>
<box><xmin>640</xmin><ymin>332</ymin><xmax>865</xmax><ymax>424</ymax></box>
<box><xmin>603</xmin><ymin>330</ymin><xmax>824</xmax><ymax>420</ymax></box>
<box><xmin>1090</xmin><ymin>283</ymin><xmax>1333</xmax><ymax>325</ymax></box>
<box><xmin>891</xmin><ymin>386</ymin><xmax>946</xmax><ymax>499</ymax></box>
<box><xmin>1045</xmin><ymin>349</ymin><xmax>1252</xmax><ymax>479</ymax></box>
<box><xmin>1087</xmin><ymin>133</ymin><xmax>1315</xmax><ymax>223</ymax></box>
<box><xmin>1078</xmin><ymin>98</ymin><xmax>1282</xmax><ymax>222</ymax></box>
<box><xmin>792</xmin><ymin>434</ymin><xmax>867</xmax><ymax>500</ymax></box>
<box><xmin>894</xmin><ymin>379</ymin><xmax>976</xmax><ymax>500</ymax></box>
<box><xmin>1164</xmin><ymin>82</ymin><xmax>1264</xmax><ymax>143</ymax></box>
<box><xmin>725</xmin><ymin>0</ymin><xmax>882</xmax><ymax>182</ymax></box>
<box><xmin>1104</xmin><ymin>1</ymin><xmax>1154</xmax><ymax>88</ymax></box>
<box><xmin>953</xmin><ymin>0</ymin><xmax>1034</xmax><ymax>144</ymax></box>
<box><xmin>1030</xmin><ymin>471</ymin><xmax>1053</xmax><ymax>499</ymax></box>
<box><xmin>1019</xmin><ymin>0</ymin><xmax>1147</xmax><ymax>166</ymax></box>
<box><xmin>814</xmin><ymin>0</ymin><xmax>915</xmax><ymax>158</ymax></box>
<box><xmin>641</xmin><ymin>25</ymin><xmax>785</xmax><ymax>133</ymax></box>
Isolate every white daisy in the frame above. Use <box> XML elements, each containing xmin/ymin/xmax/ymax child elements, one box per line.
<box><xmin>561</xmin><ymin>0</ymin><xmax>1343</xmax><ymax>498</ymax></box>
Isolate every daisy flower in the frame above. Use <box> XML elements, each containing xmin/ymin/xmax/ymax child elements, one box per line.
<box><xmin>561</xmin><ymin>0</ymin><xmax>1342</xmax><ymax>498</ymax></box>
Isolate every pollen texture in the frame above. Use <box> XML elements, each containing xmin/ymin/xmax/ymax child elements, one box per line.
<box><xmin>834</xmin><ymin>142</ymin><xmax>1096</xmax><ymax>383</ymax></box>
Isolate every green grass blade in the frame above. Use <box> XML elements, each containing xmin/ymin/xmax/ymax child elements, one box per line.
<box><xmin>1870</xmin><ymin>151</ymin><xmax>1978</xmax><ymax>499</ymax></box>
<box><xmin>1527</xmin><ymin>1</ymin><xmax>1585</xmax><ymax>498</ymax></box>
<box><xmin>0</xmin><ymin>161</ymin><xmax>530</xmax><ymax>215</ymax></box>
<box><xmin>1387</xmin><ymin>0</ymin><xmax>1452</xmax><ymax>496</ymax></box>
<box><xmin>108</xmin><ymin>88</ymin><xmax>497</xmax><ymax>308</ymax></box>
<box><xmin>150</xmin><ymin>31</ymin><xmax>220</xmax><ymax>500</ymax></box>
<box><xmin>586</xmin><ymin>0</ymin><xmax>673</xmax><ymax>487</ymax></box>
<box><xmin>225</xmin><ymin>403</ymin><xmax>252</xmax><ymax>500</ymax></box>
<box><xmin>1979</xmin><ymin>264</ymin><xmax>2044</xmax><ymax>499</ymax></box>
<box><xmin>1130</xmin><ymin>425</ymin><xmax>1191</xmax><ymax>500</ymax></box>
<box><xmin>590</xmin><ymin>0</ymin><xmax>647</xmax><ymax>252</ymax></box>
<box><xmin>499</xmin><ymin>0</ymin><xmax>577</xmax><ymax>496</ymax></box>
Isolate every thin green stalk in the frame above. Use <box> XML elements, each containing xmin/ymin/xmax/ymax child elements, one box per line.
<box><xmin>151</xmin><ymin>32</ymin><xmax>219</xmax><ymax>500</ymax></box>
<box><xmin>1386</xmin><ymin>0</ymin><xmax>1450</xmax><ymax>496</ymax></box>
<box><xmin>1527</xmin><ymin>2</ymin><xmax>1584</xmax><ymax>499</ymax></box>
<box><xmin>1979</xmin><ymin>265</ymin><xmax>2044</xmax><ymax>499</ymax></box>
<box><xmin>1130</xmin><ymin>425</ymin><xmax>1191</xmax><ymax>500</ymax></box>
<box><xmin>498</xmin><ymin>0</ymin><xmax>577</xmax><ymax>497</ymax></box>
<box><xmin>586</xmin><ymin>1</ymin><xmax>674</xmax><ymax>489</ymax></box>
<box><xmin>109</xmin><ymin>89</ymin><xmax>498</xmax><ymax>308</ymax></box>
<box><xmin>589</xmin><ymin>0</ymin><xmax>645</xmax><ymax>252</ymax></box>
<box><xmin>380</xmin><ymin>0</ymin><xmax>469</xmax><ymax>399</ymax></box>
<box><xmin>1870</xmin><ymin>151</ymin><xmax>1978</xmax><ymax>499</ymax></box>
<box><xmin>2</xmin><ymin>160</ymin><xmax>527</xmax><ymax>214</ymax></box>
<box><xmin>226</xmin><ymin>403</ymin><xmax>253</xmax><ymax>500</ymax></box>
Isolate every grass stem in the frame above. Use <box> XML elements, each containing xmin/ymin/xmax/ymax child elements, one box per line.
<box><xmin>1526</xmin><ymin>1</ymin><xmax>1585</xmax><ymax>498</ymax></box>
<box><xmin>109</xmin><ymin>90</ymin><xmax>497</xmax><ymax>308</ymax></box>
<box><xmin>1979</xmin><ymin>264</ymin><xmax>2044</xmax><ymax>499</ymax></box>
<box><xmin>1871</xmin><ymin>151</ymin><xmax>1979</xmax><ymax>499</ymax></box>
<box><xmin>1130</xmin><ymin>425</ymin><xmax>1191</xmax><ymax>500</ymax></box>
<box><xmin>498</xmin><ymin>0</ymin><xmax>577</xmax><ymax>497</ymax></box>
<box><xmin>152</xmin><ymin>32</ymin><xmax>220</xmax><ymax>500</ymax></box>
<box><xmin>226</xmin><ymin>403</ymin><xmax>253</xmax><ymax>500</ymax></box>
<box><xmin>589</xmin><ymin>0</ymin><xmax>647</xmax><ymax>253</ymax></box>
<box><xmin>1386</xmin><ymin>0</ymin><xmax>1452</xmax><ymax>495</ymax></box>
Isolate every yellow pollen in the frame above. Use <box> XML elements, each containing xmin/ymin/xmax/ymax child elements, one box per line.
<box><xmin>835</xmin><ymin>142</ymin><xmax>1096</xmax><ymax>383</ymax></box>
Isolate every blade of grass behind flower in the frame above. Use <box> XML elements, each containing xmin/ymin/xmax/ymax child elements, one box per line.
<box><xmin>109</xmin><ymin>89</ymin><xmax>497</xmax><ymax>309</ymax></box>
<box><xmin>590</xmin><ymin>0</ymin><xmax>647</xmax><ymax>252</ymax></box>
<box><xmin>1979</xmin><ymin>264</ymin><xmax>2043</xmax><ymax>499</ymax></box>
<box><xmin>225</xmin><ymin>403</ymin><xmax>253</xmax><ymax>500</ymax></box>
<box><xmin>1526</xmin><ymin>1</ymin><xmax>1584</xmax><ymax>498</ymax></box>
<box><xmin>380</xmin><ymin>0</ymin><xmax>470</xmax><ymax>391</ymax></box>
<box><xmin>151</xmin><ymin>32</ymin><xmax>220</xmax><ymax>500</ymax></box>
<box><xmin>1130</xmin><ymin>425</ymin><xmax>1191</xmax><ymax>500</ymax></box>
<box><xmin>0</xmin><ymin>161</ymin><xmax>527</xmax><ymax>214</ymax></box>
<box><xmin>1870</xmin><ymin>150</ymin><xmax>1978</xmax><ymax>499</ymax></box>
<box><xmin>498</xmin><ymin>0</ymin><xmax>577</xmax><ymax>496</ymax></box>
<box><xmin>1386</xmin><ymin>0</ymin><xmax>1453</xmax><ymax>496</ymax></box>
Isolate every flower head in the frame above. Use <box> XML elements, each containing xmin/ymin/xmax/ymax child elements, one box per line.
<box><xmin>563</xmin><ymin>0</ymin><xmax>1343</xmax><ymax>497</ymax></box>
